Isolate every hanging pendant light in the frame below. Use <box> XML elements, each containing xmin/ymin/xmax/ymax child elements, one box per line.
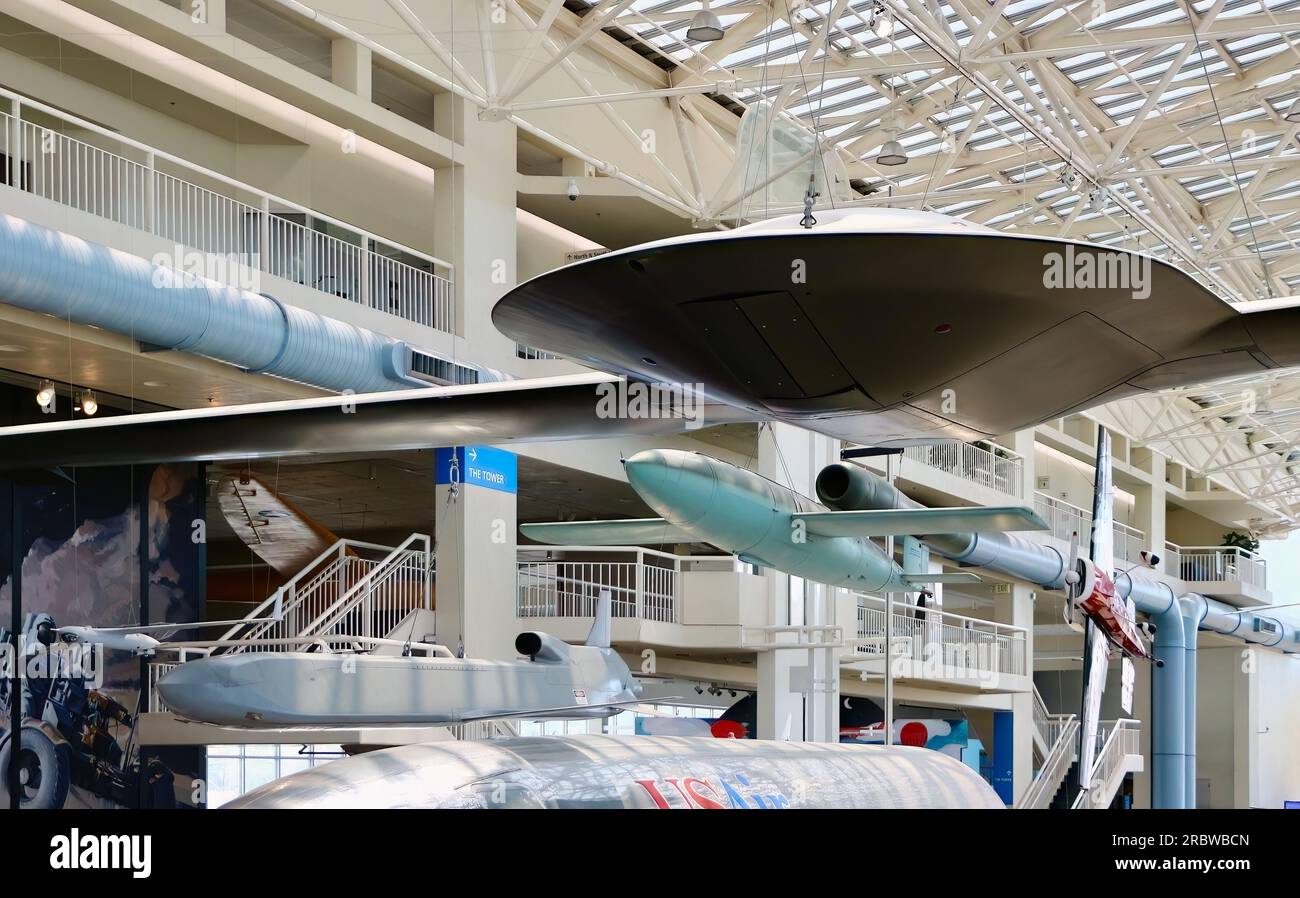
<box><xmin>877</xmin><ymin>115</ymin><xmax>908</xmax><ymax>166</ymax></box>
<box><xmin>687</xmin><ymin>1</ymin><xmax>725</xmax><ymax>42</ymax></box>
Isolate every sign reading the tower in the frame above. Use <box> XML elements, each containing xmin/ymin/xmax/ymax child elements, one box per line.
<box><xmin>435</xmin><ymin>446</ymin><xmax>517</xmax><ymax>494</ymax></box>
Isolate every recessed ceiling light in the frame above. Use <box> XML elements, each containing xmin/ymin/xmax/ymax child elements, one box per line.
<box><xmin>142</xmin><ymin>380</ymin><xmax>168</xmax><ymax>388</ymax></box>
<box><xmin>0</xmin><ymin>344</ymin><xmax>25</xmax><ymax>352</ymax></box>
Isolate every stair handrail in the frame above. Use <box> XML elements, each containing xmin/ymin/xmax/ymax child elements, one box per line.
<box><xmin>216</xmin><ymin>537</ymin><xmax>398</xmax><ymax>644</ymax></box>
<box><xmin>1016</xmin><ymin>714</ymin><xmax>1078</xmax><ymax>809</ymax></box>
<box><xmin>299</xmin><ymin>532</ymin><xmax>433</xmax><ymax>639</ymax></box>
<box><xmin>1072</xmin><ymin>718</ymin><xmax>1141</xmax><ymax>809</ymax></box>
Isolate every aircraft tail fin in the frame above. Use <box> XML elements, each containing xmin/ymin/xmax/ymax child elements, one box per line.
<box><xmin>586</xmin><ymin>589</ymin><xmax>612</xmax><ymax>649</ymax></box>
<box><xmin>1090</xmin><ymin>427</ymin><xmax>1115</xmax><ymax>573</ymax></box>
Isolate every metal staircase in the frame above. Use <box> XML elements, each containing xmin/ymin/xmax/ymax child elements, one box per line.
<box><xmin>1072</xmin><ymin>719</ymin><xmax>1144</xmax><ymax>809</ymax></box>
<box><xmin>1018</xmin><ymin>704</ymin><xmax>1078</xmax><ymax>809</ymax></box>
<box><xmin>1018</xmin><ymin>687</ymin><xmax>1143</xmax><ymax>809</ymax></box>
<box><xmin>216</xmin><ymin>534</ymin><xmax>433</xmax><ymax>653</ymax></box>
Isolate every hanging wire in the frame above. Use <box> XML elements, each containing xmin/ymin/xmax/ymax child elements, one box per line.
<box><xmin>1188</xmin><ymin>15</ymin><xmax>1274</xmax><ymax>298</ymax></box>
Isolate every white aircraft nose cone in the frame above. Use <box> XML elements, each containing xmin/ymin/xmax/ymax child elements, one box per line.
<box><xmin>156</xmin><ymin>657</ymin><xmax>261</xmax><ymax>725</ymax></box>
<box><xmin>623</xmin><ymin>449</ymin><xmax>716</xmax><ymax>526</ymax></box>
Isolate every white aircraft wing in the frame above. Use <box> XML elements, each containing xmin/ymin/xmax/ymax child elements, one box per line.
<box><xmin>521</xmin><ymin>519</ymin><xmax>700</xmax><ymax>546</ymax></box>
<box><xmin>0</xmin><ymin>373</ymin><xmax>756</xmax><ymax>470</ymax></box>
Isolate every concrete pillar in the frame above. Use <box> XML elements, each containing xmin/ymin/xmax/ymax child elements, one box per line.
<box><xmin>331</xmin><ymin>39</ymin><xmax>373</xmax><ymax>102</ymax></box>
<box><xmin>1134</xmin><ymin>450</ymin><xmax>1166</xmax><ymax>553</ymax></box>
<box><xmin>434</xmin><ymin>96</ymin><xmax>518</xmax><ymax>367</ymax></box>
<box><xmin>995</xmin><ymin>583</ymin><xmax>1035</xmax><ymax>804</ymax></box>
<box><xmin>754</xmin><ymin>423</ymin><xmax>841</xmax><ymax>742</ymax></box>
<box><xmin>1009</xmin><ymin>428</ymin><xmax>1036</xmax><ymax>503</ymax></box>
<box><xmin>433</xmin><ymin>446</ymin><xmax>518</xmax><ymax>660</ymax></box>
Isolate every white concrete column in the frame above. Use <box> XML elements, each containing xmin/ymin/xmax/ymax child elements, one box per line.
<box><xmin>433</xmin><ymin>448</ymin><xmax>519</xmax><ymax>660</ymax></box>
<box><xmin>1133</xmin><ymin>450</ymin><xmax>1166</xmax><ymax>553</ymax></box>
<box><xmin>331</xmin><ymin>38</ymin><xmax>373</xmax><ymax>102</ymax></box>
<box><xmin>434</xmin><ymin>96</ymin><xmax>518</xmax><ymax>367</ymax></box>
<box><xmin>996</xmin><ymin>583</ymin><xmax>1035</xmax><ymax>804</ymax></box>
<box><xmin>753</xmin><ymin>423</ymin><xmax>841</xmax><ymax>742</ymax></box>
<box><xmin>1009</xmin><ymin>428</ymin><xmax>1037</xmax><ymax>502</ymax></box>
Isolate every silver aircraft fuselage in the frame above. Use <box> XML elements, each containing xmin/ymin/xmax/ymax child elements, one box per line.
<box><xmin>226</xmin><ymin>734</ymin><xmax>1005</xmax><ymax>809</ymax></box>
<box><xmin>156</xmin><ymin>643</ymin><xmax>638</xmax><ymax>728</ymax></box>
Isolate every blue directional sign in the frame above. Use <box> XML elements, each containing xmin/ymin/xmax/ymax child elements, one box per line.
<box><xmin>435</xmin><ymin>445</ymin><xmax>517</xmax><ymax>494</ymax></box>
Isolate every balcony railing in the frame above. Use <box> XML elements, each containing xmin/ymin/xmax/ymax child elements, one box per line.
<box><xmin>1032</xmin><ymin>492</ymin><xmax>1147</xmax><ymax>563</ymax></box>
<box><xmin>1164</xmin><ymin>543</ymin><xmax>1267</xmax><ymax>589</ymax></box>
<box><xmin>0</xmin><ymin>88</ymin><xmax>454</xmax><ymax>333</ymax></box>
<box><xmin>902</xmin><ymin>441</ymin><xmax>1025</xmax><ymax>498</ymax></box>
<box><xmin>848</xmin><ymin>594</ymin><xmax>1029</xmax><ymax>679</ymax></box>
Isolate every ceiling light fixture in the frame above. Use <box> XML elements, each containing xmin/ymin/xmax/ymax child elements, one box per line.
<box><xmin>869</xmin><ymin>3</ymin><xmax>892</xmax><ymax>40</ymax></box>
<box><xmin>36</xmin><ymin>379</ymin><xmax>56</xmax><ymax>408</ymax></box>
<box><xmin>80</xmin><ymin>389</ymin><xmax>98</xmax><ymax>416</ymax></box>
<box><xmin>687</xmin><ymin>1</ymin><xmax>725</xmax><ymax>42</ymax></box>
<box><xmin>877</xmin><ymin>116</ymin><xmax>907</xmax><ymax>166</ymax></box>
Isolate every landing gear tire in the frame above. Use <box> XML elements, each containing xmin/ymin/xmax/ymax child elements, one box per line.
<box><xmin>0</xmin><ymin>720</ymin><xmax>72</xmax><ymax>809</ymax></box>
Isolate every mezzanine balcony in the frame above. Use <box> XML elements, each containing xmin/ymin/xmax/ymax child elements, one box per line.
<box><xmin>0</xmin><ymin>88</ymin><xmax>454</xmax><ymax>335</ymax></box>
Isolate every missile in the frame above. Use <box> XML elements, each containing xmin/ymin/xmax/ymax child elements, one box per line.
<box><xmin>155</xmin><ymin>593</ymin><xmax>641</xmax><ymax>728</ymax></box>
<box><xmin>523</xmin><ymin>449</ymin><xmax>1047</xmax><ymax>592</ymax></box>
<box><xmin>224</xmin><ymin>733</ymin><xmax>1006</xmax><ymax>809</ymax></box>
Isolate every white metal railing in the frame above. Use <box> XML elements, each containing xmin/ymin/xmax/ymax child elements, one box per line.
<box><xmin>447</xmin><ymin>720</ymin><xmax>519</xmax><ymax>741</ymax></box>
<box><xmin>516</xmin><ymin>343</ymin><xmax>559</xmax><ymax>360</ymax></box>
<box><xmin>218</xmin><ymin>538</ymin><xmax>398</xmax><ymax>652</ymax></box>
<box><xmin>0</xmin><ymin>89</ymin><xmax>454</xmax><ymax>332</ymax></box>
<box><xmin>1017</xmin><ymin>715</ymin><xmax>1078</xmax><ymax>809</ymax></box>
<box><xmin>1032</xmin><ymin>686</ymin><xmax>1074</xmax><ymax>756</ymax></box>
<box><xmin>1073</xmin><ymin>718</ymin><xmax>1142</xmax><ymax>809</ymax></box>
<box><xmin>1033</xmin><ymin>492</ymin><xmax>1147</xmax><ymax>563</ymax></box>
<box><xmin>303</xmin><ymin>534</ymin><xmax>434</xmax><ymax>645</ymax></box>
<box><xmin>217</xmin><ymin>535</ymin><xmax>432</xmax><ymax>653</ymax></box>
<box><xmin>847</xmin><ymin>595</ymin><xmax>1029</xmax><ymax>678</ymax></box>
<box><xmin>1164</xmin><ymin>542</ymin><xmax>1267</xmax><ymax>589</ymax></box>
<box><xmin>902</xmin><ymin>441</ymin><xmax>1025</xmax><ymax>498</ymax></box>
<box><xmin>516</xmin><ymin>546</ymin><xmax>699</xmax><ymax>624</ymax></box>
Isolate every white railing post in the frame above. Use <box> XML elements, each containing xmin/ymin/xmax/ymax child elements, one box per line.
<box><xmin>259</xmin><ymin>195</ymin><xmax>270</xmax><ymax>273</ymax></box>
<box><xmin>359</xmin><ymin>236</ymin><xmax>371</xmax><ymax>308</ymax></box>
<box><xmin>635</xmin><ymin>550</ymin><xmax>645</xmax><ymax>620</ymax></box>
<box><xmin>144</xmin><ymin>152</ymin><xmax>156</xmax><ymax>234</ymax></box>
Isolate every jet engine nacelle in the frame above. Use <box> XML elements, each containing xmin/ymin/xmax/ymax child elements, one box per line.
<box><xmin>815</xmin><ymin>462</ymin><xmax>903</xmax><ymax>511</ymax></box>
<box><xmin>515</xmin><ymin>631</ymin><xmax>572</xmax><ymax>663</ymax></box>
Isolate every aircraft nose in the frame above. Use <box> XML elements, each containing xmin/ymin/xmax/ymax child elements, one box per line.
<box><xmin>624</xmin><ymin>449</ymin><xmax>716</xmax><ymax>525</ymax></box>
<box><xmin>156</xmin><ymin>658</ymin><xmax>257</xmax><ymax>724</ymax></box>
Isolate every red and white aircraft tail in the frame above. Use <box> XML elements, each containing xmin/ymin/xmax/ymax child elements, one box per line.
<box><xmin>1065</xmin><ymin>425</ymin><xmax>1154</xmax><ymax>793</ymax></box>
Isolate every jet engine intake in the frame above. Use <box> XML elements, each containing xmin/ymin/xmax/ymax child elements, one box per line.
<box><xmin>515</xmin><ymin>632</ymin><xmax>572</xmax><ymax>663</ymax></box>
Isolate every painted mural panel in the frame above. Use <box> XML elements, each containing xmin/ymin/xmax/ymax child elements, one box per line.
<box><xmin>1</xmin><ymin>464</ymin><xmax>205</xmax><ymax>809</ymax></box>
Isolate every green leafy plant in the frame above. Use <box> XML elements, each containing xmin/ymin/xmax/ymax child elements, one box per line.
<box><xmin>1221</xmin><ymin>530</ymin><xmax>1259</xmax><ymax>554</ymax></box>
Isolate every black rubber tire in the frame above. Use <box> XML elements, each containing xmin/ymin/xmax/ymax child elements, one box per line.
<box><xmin>0</xmin><ymin>721</ymin><xmax>72</xmax><ymax>809</ymax></box>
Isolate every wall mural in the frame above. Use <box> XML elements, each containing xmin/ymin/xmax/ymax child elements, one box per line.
<box><xmin>1</xmin><ymin>463</ymin><xmax>205</xmax><ymax>809</ymax></box>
